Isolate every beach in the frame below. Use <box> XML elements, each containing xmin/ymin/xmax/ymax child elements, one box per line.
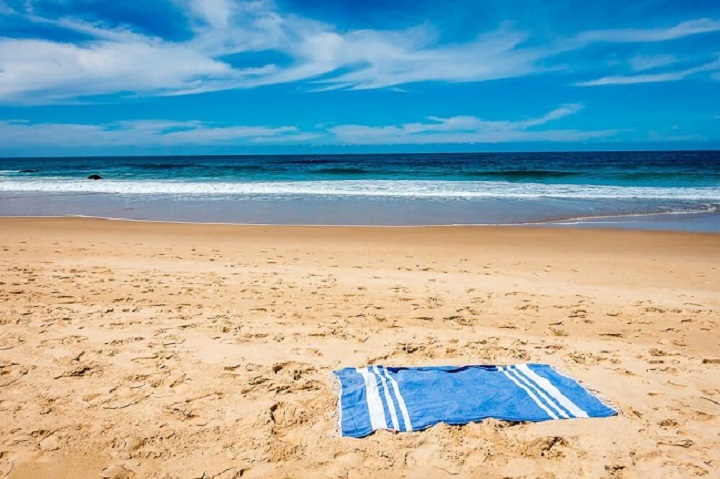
<box><xmin>2</xmin><ymin>151</ymin><xmax>719</xmax><ymax>231</ymax></box>
<box><xmin>1</xmin><ymin>217</ymin><xmax>719</xmax><ymax>478</ymax></box>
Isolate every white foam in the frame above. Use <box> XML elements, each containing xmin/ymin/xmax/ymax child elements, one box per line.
<box><xmin>1</xmin><ymin>178</ymin><xmax>719</xmax><ymax>200</ymax></box>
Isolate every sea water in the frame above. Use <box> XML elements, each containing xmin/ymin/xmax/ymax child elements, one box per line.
<box><xmin>1</xmin><ymin>151</ymin><xmax>719</xmax><ymax>231</ymax></box>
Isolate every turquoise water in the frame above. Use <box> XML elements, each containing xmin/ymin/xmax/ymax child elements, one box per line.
<box><xmin>1</xmin><ymin>151</ymin><xmax>719</xmax><ymax>230</ymax></box>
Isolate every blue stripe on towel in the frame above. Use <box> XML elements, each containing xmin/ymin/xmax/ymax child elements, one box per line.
<box><xmin>334</xmin><ymin>364</ymin><xmax>616</xmax><ymax>438</ymax></box>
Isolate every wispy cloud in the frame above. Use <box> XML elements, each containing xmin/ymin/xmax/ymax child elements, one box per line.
<box><xmin>577</xmin><ymin>57</ymin><xmax>720</xmax><ymax>86</ymax></box>
<box><xmin>573</xmin><ymin>18</ymin><xmax>720</xmax><ymax>44</ymax></box>
<box><xmin>0</xmin><ymin>1</ymin><xmax>544</xmax><ymax>101</ymax></box>
<box><xmin>330</xmin><ymin>105</ymin><xmax>619</xmax><ymax>144</ymax></box>
<box><xmin>0</xmin><ymin>1</ymin><xmax>719</xmax><ymax>102</ymax></box>
<box><xmin>628</xmin><ymin>54</ymin><xmax>678</xmax><ymax>72</ymax></box>
<box><xmin>0</xmin><ymin>38</ymin><xmax>236</xmax><ymax>101</ymax></box>
<box><xmin>563</xmin><ymin>18</ymin><xmax>720</xmax><ymax>86</ymax></box>
<box><xmin>0</xmin><ymin>104</ymin><xmax>621</xmax><ymax>149</ymax></box>
<box><xmin>0</xmin><ymin>119</ymin><xmax>317</xmax><ymax>147</ymax></box>
<box><xmin>306</xmin><ymin>26</ymin><xmax>542</xmax><ymax>91</ymax></box>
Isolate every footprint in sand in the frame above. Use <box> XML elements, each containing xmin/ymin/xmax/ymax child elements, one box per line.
<box><xmin>0</xmin><ymin>334</ymin><xmax>25</xmax><ymax>350</ymax></box>
<box><xmin>100</xmin><ymin>464</ymin><xmax>136</xmax><ymax>479</ymax></box>
<box><xmin>242</xmin><ymin>362</ymin><xmax>321</xmax><ymax>396</ymax></box>
<box><xmin>97</xmin><ymin>383</ymin><xmax>151</xmax><ymax>411</ymax></box>
<box><xmin>0</xmin><ymin>362</ymin><xmax>29</xmax><ymax>387</ymax></box>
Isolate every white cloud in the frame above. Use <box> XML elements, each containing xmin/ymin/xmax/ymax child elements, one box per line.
<box><xmin>0</xmin><ymin>105</ymin><xmax>620</xmax><ymax>149</ymax></box>
<box><xmin>577</xmin><ymin>57</ymin><xmax>720</xmax><ymax>86</ymax></box>
<box><xmin>574</xmin><ymin>18</ymin><xmax>720</xmax><ymax>44</ymax></box>
<box><xmin>562</xmin><ymin>19</ymin><xmax>720</xmax><ymax>86</ymax></box>
<box><xmin>0</xmin><ymin>2</ymin><xmax>548</xmax><ymax>101</ymax></box>
<box><xmin>186</xmin><ymin>0</ymin><xmax>303</xmax><ymax>54</ymax></box>
<box><xmin>629</xmin><ymin>54</ymin><xmax>678</xmax><ymax>72</ymax></box>
<box><xmin>0</xmin><ymin>1</ymin><xmax>719</xmax><ymax>102</ymax></box>
<box><xmin>310</xmin><ymin>26</ymin><xmax>543</xmax><ymax>90</ymax></box>
<box><xmin>189</xmin><ymin>0</ymin><xmax>235</xmax><ymax>30</ymax></box>
<box><xmin>0</xmin><ymin>1</ymin><xmax>286</xmax><ymax>102</ymax></box>
<box><xmin>0</xmin><ymin>38</ymin><xmax>235</xmax><ymax>101</ymax></box>
<box><xmin>0</xmin><ymin>119</ymin><xmax>318</xmax><ymax>146</ymax></box>
<box><xmin>330</xmin><ymin>105</ymin><xmax>619</xmax><ymax>145</ymax></box>
<box><xmin>577</xmin><ymin>72</ymin><xmax>687</xmax><ymax>86</ymax></box>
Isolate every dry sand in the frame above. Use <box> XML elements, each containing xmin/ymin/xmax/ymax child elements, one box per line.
<box><xmin>0</xmin><ymin>217</ymin><xmax>719</xmax><ymax>478</ymax></box>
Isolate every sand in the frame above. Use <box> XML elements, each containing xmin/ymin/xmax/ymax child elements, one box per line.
<box><xmin>0</xmin><ymin>217</ymin><xmax>719</xmax><ymax>478</ymax></box>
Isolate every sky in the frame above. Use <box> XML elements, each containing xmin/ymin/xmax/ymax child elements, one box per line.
<box><xmin>0</xmin><ymin>0</ymin><xmax>719</xmax><ymax>156</ymax></box>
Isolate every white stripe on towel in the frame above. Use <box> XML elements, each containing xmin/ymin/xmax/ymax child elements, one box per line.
<box><xmin>380</xmin><ymin>367</ymin><xmax>413</xmax><ymax>432</ymax></box>
<box><xmin>500</xmin><ymin>366</ymin><xmax>559</xmax><ymax>420</ymax></box>
<box><xmin>516</xmin><ymin>364</ymin><xmax>588</xmax><ymax>418</ymax></box>
<box><xmin>506</xmin><ymin>366</ymin><xmax>569</xmax><ymax>419</ymax></box>
<box><xmin>373</xmin><ymin>366</ymin><xmax>400</xmax><ymax>431</ymax></box>
<box><xmin>358</xmin><ymin>367</ymin><xmax>388</xmax><ymax>430</ymax></box>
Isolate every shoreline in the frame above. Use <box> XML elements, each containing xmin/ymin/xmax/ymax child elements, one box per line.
<box><xmin>1</xmin><ymin>217</ymin><xmax>718</xmax><ymax>478</ymax></box>
<box><xmin>2</xmin><ymin>209</ymin><xmax>720</xmax><ymax>233</ymax></box>
<box><xmin>2</xmin><ymin>187</ymin><xmax>720</xmax><ymax>233</ymax></box>
<box><xmin>3</xmin><ymin>214</ymin><xmax>720</xmax><ymax>237</ymax></box>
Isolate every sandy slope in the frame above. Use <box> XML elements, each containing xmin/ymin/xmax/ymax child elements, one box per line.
<box><xmin>0</xmin><ymin>218</ymin><xmax>719</xmax><ymax>478</ymax></box>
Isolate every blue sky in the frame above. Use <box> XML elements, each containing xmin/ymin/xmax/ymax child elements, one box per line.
<box><xmin>0</xmin><ymin>0</ymin><xmax>719</xmax><ymax>156</ymax></box>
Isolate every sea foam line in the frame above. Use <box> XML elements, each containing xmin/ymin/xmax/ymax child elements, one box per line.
<box><xmin>1</xmin><ymin>179</ymin><xmax>719</xmax><ymax>200</ymax></box>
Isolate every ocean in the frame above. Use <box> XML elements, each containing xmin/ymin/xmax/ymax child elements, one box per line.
<box><xmin>1</xmin><ymin>151</ymin><xmax>719</xmax><ymax>231</ymax></box>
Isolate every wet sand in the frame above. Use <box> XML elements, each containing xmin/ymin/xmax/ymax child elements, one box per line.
<box><xmin>0</xmin><ymin>217</ymin><xmax>718</xmax><ymax>478</ymax></box>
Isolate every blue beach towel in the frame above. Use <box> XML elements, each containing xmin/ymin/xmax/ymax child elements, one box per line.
<box><xmin>334</xmin><ymin>364</ymin><xmax>616</xmax><ymax>438</ymax></box>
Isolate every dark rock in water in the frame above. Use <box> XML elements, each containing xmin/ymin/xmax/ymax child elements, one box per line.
<box><xmin>87</xmin><ymin>174</ymin><xmax>103</xmax><ymax>180</ymax></box>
